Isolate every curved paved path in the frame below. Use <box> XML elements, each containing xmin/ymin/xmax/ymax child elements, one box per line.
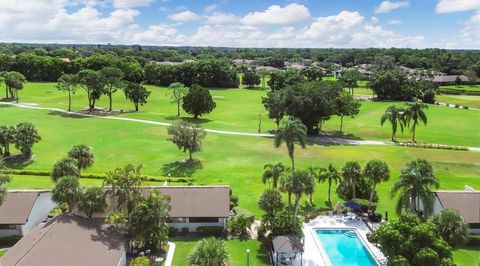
<box><xmin>1</xmin><ymin>101</ymin><xmax>478</xmax><ymax>152</ymax></box>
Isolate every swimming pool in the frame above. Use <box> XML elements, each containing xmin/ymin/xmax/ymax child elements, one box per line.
<box><xmin>315</xmin><ymin>229</ymin><xmax>378</xmax><ymax>266</ymax></box>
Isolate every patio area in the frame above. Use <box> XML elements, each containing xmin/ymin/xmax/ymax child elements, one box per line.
<box><xmin>301</xmin><ymin>215</ymin><xmax>387</xmax><ymax>266</ymax></box>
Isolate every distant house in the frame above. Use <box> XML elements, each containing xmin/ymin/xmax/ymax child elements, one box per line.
<box><xmin>0</xmin><ymin>190</ymin><xmax>56</xmax><ymax>237</ymax></box>
<box><xmin>232</xmin><ymin>59</ymin><xmax>255</xmax><ymax>66</ymax></box>
<box><xmin>81</xmin><ymin>186</ymin><xmax>231</xmax><ymax>233</ymax></box>
<box><xmin>0</xmin><ymin>214</ymin><xmax>127</xmax><ymax>266</ymax></box>
<box><xmin>432</xmin><ymin>75</ymin><xmax>470</xmax><ymax>85</ymax></box>
<box><xmin>429</xmin><ymin>186</ymin><xmax>480</xmax><ymax>233</ymax></box>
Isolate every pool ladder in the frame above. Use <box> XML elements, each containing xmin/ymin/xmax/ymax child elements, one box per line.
<box><xmin>343</xmin><ymin>230</ymin><xmax>357</xmax><ymax>238</ymax></box>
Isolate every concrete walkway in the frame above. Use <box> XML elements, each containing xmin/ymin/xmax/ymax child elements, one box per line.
<box><xmin>164</xmin><ymin>241</ymin><xmax>175</xmax><ymax>266</ymax></box>
<box><xmin>1</xmin><ymin>101</ymin><xmax>479</xmax><ymax>152</ymax></box>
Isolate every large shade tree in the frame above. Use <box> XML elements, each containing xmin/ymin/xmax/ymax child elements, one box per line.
<box><xmin>340</xmin><ymin>68</ymin><xmax>362</xmax><ymax>95</ymax></box>
<box><xmin>3</xmin><ymin>71</ymin><xmax>26</xmax><ymax>101</ymax></box>
<box><xmin>335</xmin><ymin>91</ymin><xmax>361</xmax><ymax>133</ymax></box>
<box><xmin>124</xmin><ymin>82</ymin><xmax>151</xmax><ymax>111</ymax></box>
<box><xmin>76</xmin><ymin>69</ymin><xmax>105</xmax><ymax>111</ymax></box>
<box><xmin>182</xmin><ymin>84</ymin><xmax>216</xmax><ymax>119</ymax></box>
<box><xmin>380</xmin><ymin>105</ymin><xmax>406</xmax><ymax>142</ymax></box>
<box><xmin>364</xmin><ymin>159</ymin><xmax>390</xmax><ymax>209</ymax></box>
<box><xmin>405</xmin><ymin>102</ymin><xmax>428</xmax><ymax>142</ymax></box>
<box><xmin>167</xmin><ymin>121</ymin><xmax>206</xmax><ymax>162</ymax></box>
<box><xmin>100</xmin><ymin>67</ymin><xmax>124</xmax><ymax>112</ymax></box>
<box><xmin>274</xmin><ymin>117</ymin><xmax>307</xmax><ymax>170</ymax></box>
<box><xmin>262</xmin><ymin>91</ymin><xmax>285</xmax><ymax>130</ymax></box>
<box><xmin>391</xmin><ymin>159</ymin><xmax>439</xmax><ymax>215</ymax></box>
<box><xmin>262</xmin><ymin>162</ymin><xmax>285</xmax><ymax>189</ymax></box>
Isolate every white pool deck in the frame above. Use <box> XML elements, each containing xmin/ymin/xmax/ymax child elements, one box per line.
<box><xmin>301</xmin><ymin>216</ymin><xmax>387</xmax><ymax>266</ymax></box>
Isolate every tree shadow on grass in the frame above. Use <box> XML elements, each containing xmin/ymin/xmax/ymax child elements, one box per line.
<box><xmin>48</xmin><ymin>110</ymin><xmax>91</xmax><ymax>119</ymax></box>
<box><xmin>161</xmin><ymin>160</ymin><xmax>203</xmax><ymax>177</ymax></box>
<box><xmin>3</xmin><ymin>154</ymin><xmax>34</xmax><ymax>169</ymax></box>
<box><xmin>164</xmin><ymin>115</ymin><xmax>212</xmax><ymax>125</ymax></box>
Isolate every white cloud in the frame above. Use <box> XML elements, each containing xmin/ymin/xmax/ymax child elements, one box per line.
<box><xmin>113</xmin><ymin>0</ymin><xmax>154</xmax><ymax>9</ymax></box>
<box><xmin>375</xmin><ymin>1</ymin><xmax>409</xmax><ymax>13</ymax></box>
<box><xmin>303</xmin><ymin>11</ymin><xmax>364</xmax><ymax>41</ymax></box>
<box><xmin>205</xmin><ymin>3</ymin><xmax>219</xmax><ymax>13</ymax></box>
<box><xmin>436</xmin><ymin>0</ymin><xmax>480</xmax><ymax>13</ymax></box>
<box><xmin>241</xmin><ymin>3</ymin><xmax>310</xmax><ymax>26</ymax></box>
<box><xmin>204</xmin><ymin>12</ymin><xmax>238</xmax><ymax>24</ymax></box>
<box><xmin>388</xmin><ymin>19</ymin><xmax>403</xmax><ymax>24</ymax></box>
<box><xmin>167</xmin><ymin>10</ymin><xmax>200</xmax><ymax>22</ymax></box>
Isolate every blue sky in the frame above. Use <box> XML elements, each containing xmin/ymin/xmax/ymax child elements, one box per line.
<box><xmin>0</xmin><ymin>0</ymin><xmax>479</xmax><ymax>48</ymax></box>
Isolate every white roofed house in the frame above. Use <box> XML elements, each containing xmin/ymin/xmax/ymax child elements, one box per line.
<box><xmin>0</xmin><ymin>190</ymin><xmax>56</xmax><ymax>237</ymax></box>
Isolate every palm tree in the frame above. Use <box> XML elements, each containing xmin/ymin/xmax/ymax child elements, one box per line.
<box><xmin>317</xmin><ymin>164</ymin><xmax>341</xmax><ymax>207</ymax></box>
<box><xmin>364</xmin><ymin>160</ymin><xmax>390</xmax><ymax>209</ymax></box>
<box><xmin>51</xmin><ymin>157</ymin><xmax>80</xmax><ymax>182</ymax></box>
<box><xmin>189</xmin><ymin>237</ymin><xmax>229</xmax><ymax>266</ymax></box>
<box><xmin>380</xmin><ymin>105</ymin><xmax>405</xmax><ymax>142</ymax></box>
<box><xmin>432</xmin><ymin>209</ymin><xmax>468</xmax><ymax>247</ymax></box>
<box><xmin>282</xmin><ymin>170</ymin><xmax>314</xmax><ymax>225</ymax></box>
<box><xmin>404</xmin><ymin>102</ymin><xmax>428</xmax><ymax>142</ymax></box>
<box><xmin>274</xmin><ymin>117</ymin><xmax>307</xmax><ymax>170</ymax></box>
<box><xmin>262</xmin><ymin>162</ymin><xmax>285</xmax><ymax>189</ymax></box>
<box><xmin>391</xmin><ymin>159</ymin><xmax>439</xmax><ymax>215</ymax></box>
<box><xmin>77</xmin><ymin>187</ymin><xmax>107</xmax><ymax>218</ymax></box>
<box><xmin>52</xmin><ymin>176</ymin><xmax>80</xmax><ymax>212</ymax></box>
<box><xmin>0</xmin><ymin>162</ymin><xmax>11</xmax><ymax>206</ymax></box>
<box><xmin>341</xmin><ymin>161</ymin><xmax>362</xmax><ymax>200</ymax></box>
<box><xmin>68</xmin><ymin>144</ymin><xmax>94</xmax><ymax>173</ymax></box>
<box><xmin>279</xmin><ymin>173</ymin><xmax>294</xmax><ymax>206</ymax></box>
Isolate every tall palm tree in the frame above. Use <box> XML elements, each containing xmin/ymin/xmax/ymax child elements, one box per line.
<box><xmin>391</xmin><ymin>159</ymin><xmax>439</xmax><ymax>215</ymax></box>
<box><xmin>52</xmin><ymin>176</ymin><xmax>80</xmax><ymax>212</ymax></box>
<box><xmin>283</xmin><ymin>170</ymin><xmax>314</xmax><ymax>224</ymax></box>
<box><xmin>77</xmin><ymin>187</ymin><xmax>107</xmax><ymax>218</ymax></box>
<box><xmin>380</xmin><ymin>105</ymin><xmax>405</xmax><ymax>142</ymax></box>
<box><xmin>404</xmin><ymin>102</ymin><xmax>428</xmax><ymax>142</ymax></box>
<box><xmin>364</xmin><ymin>160</ymin><xmax>390</xmax><ymax>209</ymax></box>
<box><xmin>51</xmin><ymin>157</ymin><xmax>80</xmax><ymax>182</ymax></box>
<box><xmin>68</xmin><ymin>144</ymin><xmax>94</xmax><ymax>174</ymax></box>
<box><xmin>317</xmin><ymin>164</ymin><xmax>341</xmax><ymax>207</ymax></box>
<box><xmin>341</xmin><ymin>161</ymin><xmax>362</xmax><ymax>200</ymax></box>
<box><xmin>274</xmin><ymin>117</ymin><xmax>307</xmax><ymax>170</ymax></box>
<box><xmin>262</xmin><ymin>162</ymin><xmax>285</xmax><ymax>189</ymax></box>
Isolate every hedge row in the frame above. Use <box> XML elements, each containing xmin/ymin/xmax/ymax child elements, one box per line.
<box><xmin>0</xmin><ymin>169</ymin><xmax>191</xmax><ymax>183</ymax></box>
<box><xmin>438</xmin><ymin>89</ymin><xmax>480</xmax><ymax>96</ymax></box>
<box><xmin>399</xmin><ymin>142</ymin><xmax>469</xmax><ymax>151</ymax></box>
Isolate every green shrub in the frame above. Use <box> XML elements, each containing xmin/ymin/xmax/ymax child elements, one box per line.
<box><xmin>467</xmin><ymin>235</ymin><xmax>480</xmax><ymax>246</ymax></box>
<box><xmin>455</xmin><ymin>104</ymin><xmax>460</xmax><ymax>108</ymax></box>
<box><xmin>168</xmin><ymin>227</ymin><xmax>179</xmax><ymax>236</ymax></box>
<box><xmin>130</xmin><ymin>256</ymin><xmax>150</xmax><ymax>266</ymax></box>
<box><xmin>463</xmin><ymin>106</ymin><xmax>469</xmax><ymax>109</ymax></box>
<box><xmin>181</xmin><ymin>227</ymin><xmax>189</xmax><ymax>234</ymax></box>
<box><xmin>228</xmin><ymin>214</ymin><xmax>253</xmax><ymax>236</ymax></box>
<box><xmin>232</xmin><ymin>207</ymin><xmax>255</xmax><ymax>220</ymax></box>
<box><xmin>196</xmin><ymin>226</ymin><xmax>225</xmax><ymax>237</ymax></box>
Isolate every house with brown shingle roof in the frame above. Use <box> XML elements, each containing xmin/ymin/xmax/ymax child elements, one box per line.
<box><xmin>432</xmin><ymin>75</ymin><xmax>470</xmax><ymax>85</ymax></box>
<box><xmin>0</xmin><ymin>214</ymin><xmax>127</xmax><ymax>266</ymax></box>
<box><xmin>0</xmin><ymin>190</ymin><xmax>56</xmax><ymax>237</ymax></box>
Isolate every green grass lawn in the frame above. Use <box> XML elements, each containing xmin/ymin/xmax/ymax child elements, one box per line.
<box><xmin>8</xmin><ymin>82</ymin><xmax>480</xmax><ymax>147</ymax></box>
<box><xmin>441</xmin><ymin>84</ymin><xmax>480</xmax><ymax>92</ymax></box>
<box><xmin>171</xmin><ymin>237</ymin><xmax>269</xmax><ymax>266</ymax></box>
<box><xmin>453</xmin><ymin>247</ymin><xmax>480</xmax><ymax>266</ymax></box>
<box><xmin>436</xmin><ymin>94</ymin><xmax>480</xmax><ymax>109</ymax></box>
<box><xmin>1</xmin><ymin>106</ymin><xmax>479</xmax><ymax>220</ymax></box>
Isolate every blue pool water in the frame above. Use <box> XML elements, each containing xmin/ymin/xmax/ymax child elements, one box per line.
<box><xmin>315</xmin><ymin>229</ymin><xmax>378</xmax><ymax>266</ymax></box>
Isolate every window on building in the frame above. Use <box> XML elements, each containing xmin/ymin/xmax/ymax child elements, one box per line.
<box><xmin>0</xmin><ymin>224</ymin><xmax>18</xmax><ymax>229</ymax></box>
<box><xmin>189</xmin><ymin>217</ymin><xmax>219</xmax><ymax>223</ymax></box>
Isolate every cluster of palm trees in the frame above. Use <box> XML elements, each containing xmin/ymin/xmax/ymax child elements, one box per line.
<box><xmin>381</xmin><ymin>101</ymin><xmax>428</xmax><ymax>142</ymax></box>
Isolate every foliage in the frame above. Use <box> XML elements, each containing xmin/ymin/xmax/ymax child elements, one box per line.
<box><xmin>391</xmin><ymin>159</ymin><xmax>439</xmax><ymax>216</ymax></box>
<box><xmin>0</xmin><ymin>125</ymin><xmax>16</xmax><ymax>157</ymax></box>
<box><xmin>340</xmin><ymin>161</ymin><xmax>362</xmax><ymax>200</ymax></box>
<box><xmin>404</xmin><ymin>102</ymin><xmax>428</xmax><ymax>142</ymax></box>
<box><xmin>77</xmin><ymin>186</ymin><xmax>107</xmax><ymax>218</ymax></box>
<box><xmin>432</xmin><ymin>209</ymin><xmax>468</xmax><ymax>248</ymax></box>
<box><xmin>76</xmin><ymin>69</ymin><xmax>105</xmax><ymax>111</ymax></box>
<box><xmin>52</xmin><ymin>176</ymin><xmax>80</xmax><ymax>212</ymax></box>
<box><xmin>260</xmin><ymin>209</ymin><xmax>303</xmax><ymax>238</ymax></box>
<box><xmin>340</xmin><ymin>68</ymin><xmax>362</xmax><ymax>94</ymax></box>
<box><xmin>282</xmin><ymin>169</ymin><xmax>314</xmax><ymax>221</ymax></box>
<box><xmin>51</xmin><ymin>157</ymin><xmax>80</xmax><ymax>182</ymax></box>
<box><xmin>242</xmin><ymin>71</ymin><xmax>260</xmax><ymax>87</ymax></box>
<box><xmin>274</xmin><ymin>117</ymin><xmax>307</xmax><ymax>170</ymax></box>
<box><xmin>129</xmin><ymin>191</ymin><xmax>170</xmax><ymax>250</ymax></box>
<box><xmin>228</xmin><ymin>214</ymin><xmax>254</xmax><ymax>237</ymax></box>
<box><xmin>167</xmin><ymin>121</ymin><xmax>207</xmax><ymax>161</ymax></box>
<box><xmin>316</xmin><ymin>164</ymin><xmax>341</xmax><ymax>205</ymax></box>
<box><xmin>196</xmin><ymin>226</ymin><xmax>225</xmax><ymax>237</ymax></box>
<box><xmin>258</xmin><ymin>188</ymin><xmax>284</xmax><ymax>216</ymax></box>
<box><xmin>261</xmin><ymin>91</ymin><xmax>285</xmax><ymax>130</ymax></box>
<box><xmin>56</xmin><ymin>74</ymin><xmax>77</xmax><ymax>111</ymax></box>
<box><xmin>124</xmin><ymin>82</ymin><xmax>151</xmax><ymax>111</ymax></box>
<box><xmin>369</xmin><ymin>70</ymin><xmax>415</xmax><ymax>101</ymax></box>
<box><xmin>167</xmin><ymin>82</ymin><xmax>188</xmax><ymax>116</ymax></box>
<box><xmin>0</xmin><ymin>163</ymin><xmax>11</xmax><ymax>206</ymax></box>
<box><xmin>2</xmin><ymin>71</ymin><xmax>26</xmax><ymax>100</ymax></box>
<box><xmin>189</xmin><ymin>237</ymin><xmax>229</xmax><ymax>266</ymax></box>
<box><xmin>130</xmin><ymin>256</ymin><xmax>150</xmax><ymax>266</ymax></box>
<box><xmin>335</xmin><ymin>91</ymin><xmax>361</xmax><ymax>132</ymax></box>
<box><xmin>367</xmin><ymin>212</ymin><xmax>454</xmax><ymax>266</ymax></box>
<box><xmin>267</xmin><ymin>70</ymin><xmax>303</xmax><ymax>91</ymax></box>
<box><xmin>15</xmin><ymin>122</ymin><xmax>41</xmax><ymax>158</ymax></box>
<box><xmin>262</xmin><ymin>162</ymin><xmax>285</xmax><ymax>189</ymax></box>
<box><xmin>100</xmin><ymin>66</ymin><xmax>124</xmax><ymax>111</ymax></box>
<box><xmin>182</xmin><ymin>84</ymin><xmax>216</xmax><ymax>118</ymax></box>
<box><xmin>68</xmin><ymin>144</ymin><xmax>94</xmax><ymax>172</ymax></box>
<box><xmin>364</xmin><ymin>159</ymin><xmax>390</xmax><ymax>209</ymax></box>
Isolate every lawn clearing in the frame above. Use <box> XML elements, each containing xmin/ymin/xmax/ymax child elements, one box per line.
<box><xmin>441</xmin><ymin>84</ymin><xmax>480</xmax><ymax>92</ymax></box>
<box><xmin>1</xmin><ymin>106</ymin><xmax>479</xmax><ymax>220</ymax></box>
<box><xmin>436</xmin><ymin>94</ymin><xmax>480</xmax><ymax>109</ymax></box>
<box><xmin>453</xmin><ymin>247</ymin><xmax>480</xmax><ymax>266</ymax></box>
<box><xmin>171</xmin><ymin>236</ymin><xmax>269</xmax><ymax>266</ymax></box>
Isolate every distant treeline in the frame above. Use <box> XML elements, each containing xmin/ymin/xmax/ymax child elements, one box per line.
<box><xmin>0</xmin><ymin>43</ymin><xmax>479</xmax><ymax>86</ymax></box>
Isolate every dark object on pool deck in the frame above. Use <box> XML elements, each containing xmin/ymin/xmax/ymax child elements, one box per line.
<box><xmin>369</xmin><ymin>212</ymin><xmax>382</xmax><ymax>223</ymax></box>
<box><xmin>343</xmin><ymin>200</ymin><xmax>362</xmax><ymax>210</ymax></box>
<box><xmin>270</xmin><ymin>235</ymin><xmax>304</xmax><ymax>266</ymax></box>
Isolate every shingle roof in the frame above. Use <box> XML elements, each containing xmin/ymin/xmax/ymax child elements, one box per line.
<box><xmin>0</xmin><ymin>214</ymin><xmax>126</xmax><ymax>266</ymax></box>
<box><xmin>435</xmin><ymin>191</ymin><xmax>480</xmax><ymax>223</ymax></box>
<box><xmin>0</xmin><ymin>191</ymin><xmax>42</xmax><ymax>225</ymax></box>
<box><xmin>432</xmin><ymin>75</ymin><xmax>470</xmax><ymax>83</ymax></box>
<box><xmin>272</xmin><ymin>235</ymin><xmax>304</xmax><ymax>253</ymax></box>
